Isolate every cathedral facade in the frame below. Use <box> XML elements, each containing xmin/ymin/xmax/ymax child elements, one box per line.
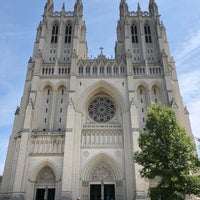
<box><xmin>0</xmin><ymin>0</ymin><xmax>194</xmax><ymax>200</ymax></box>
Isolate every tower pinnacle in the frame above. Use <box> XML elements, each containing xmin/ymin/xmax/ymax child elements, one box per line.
<box><xmin>120</xmin><ymin>0</ymin><xmax>129</xmax><ymax>17</ymax></box>
<box><xmin>44</xmin><ymin>0</ymin><xmax>54</xmax><ymax>13</ymax></box>
<box><xmin>74</xmin><ymin>0</ymin><xmax>83</xmax><ymax>16</ymax></box>
<box><xmin>149</xmin><ymin>0</ymin><xmax>158</xmax><ymax>17</ymax></box>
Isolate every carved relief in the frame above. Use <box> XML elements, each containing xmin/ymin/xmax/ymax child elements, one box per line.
<box><xmin>38</xmin><ymin>167</ymin><xmax>55</xmax><ymax>182</ymax></box>
<box><xmin>91</xmin><ymin>162</ymin><xmax>114</xmax><ymax>181</ymax></box>
<box><xmin>30</xmin><ymin>132</ymin><xmax>65</xmax><ymax>155</ymax></box>
<box><xmin>81</xmin><ymin>129</ymin><xmax>123</xmax><ymax>148</ymax></box>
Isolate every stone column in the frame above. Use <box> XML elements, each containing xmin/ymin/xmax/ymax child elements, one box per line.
<box><xmin>61</xmin><ymin>100</ymin><xmax>75</xmax><ymax>200</ymax></box>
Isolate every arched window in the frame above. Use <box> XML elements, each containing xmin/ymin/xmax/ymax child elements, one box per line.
<box><xmin>144</xmin><ymin>24</ymin><xmax>152</xmax><ymax>43</ymax></box>
<box><xmin>113</xmin><ymin>66</ymin><xmax>118</xmax><ymax>75</ymax></box>
<box><xmin>120</xmin><ymin>66</ymin><xmax>126</xmax><ymax>74</ymax></box>
<box><xmin>100</xmin><ymin>66</ymin><xmax>105</xmax><ymax>74</ymax></box>
<box><xmin>86</xmin><ymin>66</ymin><xmax>91</xmax><ymax>74</ymax></box>
<box><xmin>106</xmin><ymin>66</ymin><xmax>112</xmax><ymax>75</ymax></box>
<box><xmin>131</xmin><ymin>24</ymin><xmax>138</xmax><ymax>43</ymax></box>
<box><xmin>79</xmin><ymin>66</ymin><xmax>84</xmax><ymax>75</ymax></box>
<box><xmin>65</xmin><ymin>24</ymin><xmax>72</xmax><ymax>43</ymax></box>
<box><xmin>51</xmin><ymin>24</ymin><xmax>59</xmax><ymax>43</ymax></box>
<box><xmin>151</xmin><ymin>86</ymin><xmax>161</xmax><ymax>103</ymax></box>
<box><xmin>92</xmin><ymin>66</ymin><xmax>98</xmax><ymax>75</ymax></box>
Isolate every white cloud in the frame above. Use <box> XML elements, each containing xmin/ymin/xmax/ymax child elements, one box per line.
<box><xmin>175</xmin><ymin>27</ymin><xmax>200</xmax><ymax>66</ymax></box>
<box><xmin>179</xmin><ymin>70</ymin><xmax>200</xmax><ymax>102</ymax></box>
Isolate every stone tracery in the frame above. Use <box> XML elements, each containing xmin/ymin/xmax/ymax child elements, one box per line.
<box><xmin>88</xmin><ymin>95</ymin><xmax>116</xmax><ymax>123</ymax></box>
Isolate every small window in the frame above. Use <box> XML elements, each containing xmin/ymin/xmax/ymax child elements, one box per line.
<box><xmin>61</xmin><ymin>99</ymin><xmax>63</xmax><ymax>103</ymax></box>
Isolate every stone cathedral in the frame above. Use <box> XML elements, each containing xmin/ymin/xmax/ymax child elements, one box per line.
<box><xmin>0</xmin><ymin>0</ymin><xmax>194</xmax><ymax>200</ymax></box>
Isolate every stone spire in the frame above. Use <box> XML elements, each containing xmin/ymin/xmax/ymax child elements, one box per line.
<box><xmin>44</xmin><ymin>0</ymin><xmax>54</xmax><ymax>14</ymax></box>
<box><xmin>137</xmin><ymin>2</ymin><xmax>141</xmax><ymax>12</ymax></box>
<box><xmin>120</xmin><ymin>0</ymin><xmax>129</xmax><ymax>17</ymax></box>
<box><xmin>62</xmin><ymin>3</ymin><xmax>65</xmax><ymax>12</ymax></box>
<box><xmin>149</xmin><ymin>0</ymin><xmax>159</xmax><ymax>17</ymax></box>
<box><xmin>74</xmin><ymin>0</ymin><xmax>83</xmax><ymax>17</ymax></box>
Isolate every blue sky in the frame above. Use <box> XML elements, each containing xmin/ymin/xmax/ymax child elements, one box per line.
<box><xmin>0</xmin><ymin>0</ymin><xmax>200</xmax><ymax>175</ymax></box>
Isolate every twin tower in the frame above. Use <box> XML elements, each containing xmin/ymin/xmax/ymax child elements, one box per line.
<box><xmin>0</xmin><ymin>0</ymin><xmax>193</xmax><ymax>200</ymax></box>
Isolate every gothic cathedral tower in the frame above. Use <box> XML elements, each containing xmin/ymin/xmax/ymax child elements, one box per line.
<box><xmin>0</xmin><ymin>0</ymin><xmax>193</xmax><ymax>200</ymax></box>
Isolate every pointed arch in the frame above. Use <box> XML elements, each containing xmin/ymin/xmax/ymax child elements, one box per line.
<box><xmin>55</xmin><ymin>81</ymin><xmax>68</xmax><ymax>91</ymax></box>
<box><xmin>29</xmin><ymin>159</ymin><xmax>61</xmax><ymax>182</ymax></box>
<box><xmin>39</xmin><ymin>81</ymin><xmax>55</xmax><ymax>91</ymax></box>
<box><xmin>81</xmin><ymin>153</ymin><xmax>122</xmax><ymax>181</ymax></box>
<box><xmin>135</xmin><ymin>81</ymin><xmax>149</xmax><ymax>91</ymax></box>
<box><xmin>150</xmin><ymin>81</ymin><xmax>163</xmax><ymax>103</ymax></box>
<box><xmin>76</xmin><ymin>81</ymin><xmax>128</xmax><ymax>113</ymax></box>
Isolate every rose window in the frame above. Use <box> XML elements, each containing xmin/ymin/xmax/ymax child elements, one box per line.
<box><xmin>88</xmin><ymin>95</ymin><xmax>116</xmax><ymax>123</ymax></box>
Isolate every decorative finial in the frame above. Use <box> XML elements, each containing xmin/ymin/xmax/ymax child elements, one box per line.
<box><xmin>100</xmin><ymin>47</ymin><xmax>104</xmax><ymax>55</ymax></box>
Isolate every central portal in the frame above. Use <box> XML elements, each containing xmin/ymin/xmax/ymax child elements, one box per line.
<box><xmin>90</xmin><ymin>184</ymin><xmax>115</xmax><ymax>200</ymax></box>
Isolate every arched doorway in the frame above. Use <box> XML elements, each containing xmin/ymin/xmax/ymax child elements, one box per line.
<box><xmin>90</xmin><ymin>162</ymin><xmax>115</xmax><ymax>200</ymax></box>
<box><xmin>35</xmin><ymin>167</ymin><xmax>56</xmax><ymax>200</ymax></box>
<box><xmin>81</xmin><ymin>154</ymin><xmax>124</xmax><ymax>200</ymax></box>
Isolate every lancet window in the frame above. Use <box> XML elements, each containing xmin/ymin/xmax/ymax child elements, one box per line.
<box><xmin>144</xmin><ymin>24</ymin><xmax>152</xmax><ymax>43</ymax></box>
<box><xmin>65</xmin><ymin>24</ymin><xmax>72</xmax><ymax>43</ymax></box>
<box><xmin>51</xmin><ymin>24</ymin><xmax>59</xmax><ymax>43</ymax></box>
<box><xmin>131</xmin><ymin>24</ymin><xmax>138</xmax><ymax>43</ymax></box>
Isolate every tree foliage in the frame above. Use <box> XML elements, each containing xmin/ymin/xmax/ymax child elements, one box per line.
<box><xmin>134</xmin><ymin>103</ymin><xmax>200</xmax><ymax>200</ymax></box>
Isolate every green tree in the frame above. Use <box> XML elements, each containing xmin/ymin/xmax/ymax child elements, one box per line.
<box><xmin>134</xmin><ymin>103</ymin><xmax>200</xmax><ymax>200</ymax></box>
